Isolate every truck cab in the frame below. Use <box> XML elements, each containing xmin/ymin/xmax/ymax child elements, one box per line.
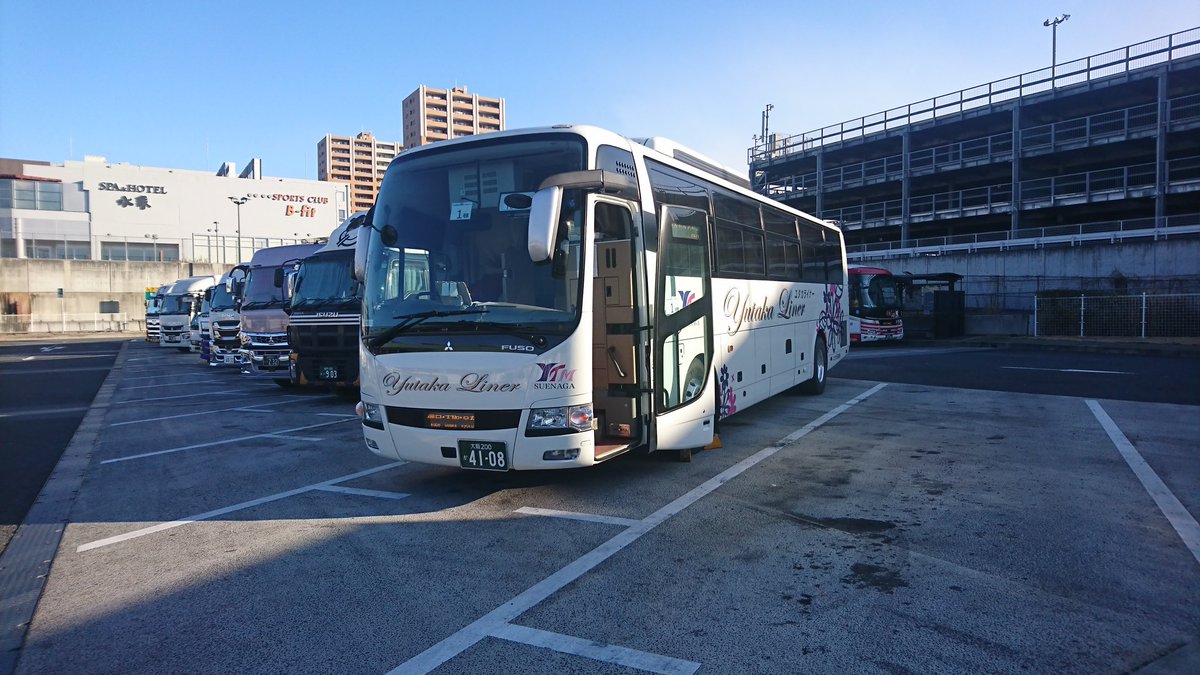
<box><xmin>207</xmin><ymin>272</ymin><xmax>243</xmax><ymax>366</ymax></box>
<box><xmin>284</xmin><ymin>212</ymin><xmax>367</xmax><ymax>395</ymax></box>
<box><xmin>158</xmin><ymin>276</ymin><xmax>218</xmax><ymax>350</ymax></box>
<box><xmin>144</xmin><ymin>284</ymin><xmax>169</xmax><ymax>343</ymax></box>
<box><xmin>236</xmin><ymin>243</ymin><xmax>322</xmax><ymax>383</ymax></box>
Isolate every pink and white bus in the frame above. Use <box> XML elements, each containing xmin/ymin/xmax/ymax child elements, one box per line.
<box><xmin>847</xmin><ymin>265</ymin><xmax>903</xmax><ymax>343</ymax></box>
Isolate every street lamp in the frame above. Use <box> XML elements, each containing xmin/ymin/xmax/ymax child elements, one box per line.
<box><xmin>207</xmin><ymin>221</ymin><xmax>221</xmax><ymax>264</ymax></box>
<box><xmin>144</xmin><ymin>233</ymin><xmax>159</xmax><ymax>262</ymax></box>
<box><xmin>1043</xmin><ymin>14</ymin><xmax>1070</xmax><ymax>78</ymax></box>
<box><xmin>228</xmin><ymin>196</ymin><xmax>247</xmax><ymax>263</ymax></box>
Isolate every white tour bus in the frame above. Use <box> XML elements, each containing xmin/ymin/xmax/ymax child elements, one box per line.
<box><xmin>354</xmin><ymin>125</ymin><xmax>848</xmax><ymax>470</ymax></box>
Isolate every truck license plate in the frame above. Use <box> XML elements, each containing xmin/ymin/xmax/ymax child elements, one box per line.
<box><xmin>318</xmin><ymin>365</ymin><xmax>339</xmax><ymax>380</ymax></box>
<box><xmin>458</xmin><ymin>441</ymin><xmax>508</xmax><ymax>471</ymax></box>
<box><xmin>265</xmin><ymin>355</ymin><xmax>279</xmax><ymax>367</ymax></box>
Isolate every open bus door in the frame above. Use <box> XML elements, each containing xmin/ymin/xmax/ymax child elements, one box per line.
<box><xmin>652</xmin><ymin>205</ymin><xmax>716</xmax><ymax>454</ymax></box>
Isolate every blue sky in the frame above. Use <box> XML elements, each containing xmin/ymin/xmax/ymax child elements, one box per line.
<box><xmin>1</xmin><ymin>1</ymin><xmax>1196</xmax><ymax>178</ymax></box>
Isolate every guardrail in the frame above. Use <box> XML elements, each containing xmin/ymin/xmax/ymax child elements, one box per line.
<box><xmin>0</xmin><ymin>313</ymin><xmax>134</xmax><ymax>334</ymax></box>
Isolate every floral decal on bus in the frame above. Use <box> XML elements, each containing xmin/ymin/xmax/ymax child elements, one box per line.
<box><xmin>718</xmin><ymin>365</ymin><xmax>737</xmax><ymax>419</ymax></box>
<box><xmin>820</xmin><ymin>284</ymin><xmax>848</xmax><ymax>348</ymax></box>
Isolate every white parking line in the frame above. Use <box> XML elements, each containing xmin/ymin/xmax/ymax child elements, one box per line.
<box><xmin>101</xmin><ymin>418</ymin><xmax>356</xmax><ymax>464</ymax></box>
<box><xmin>1003</xmin><ymin>366</ymin><xmax>1132</xmax><ymax>374</ymax></box>
<box><xmin>1088</xmin><ymin>400</ymin><xmax>1200</xmax><ymax>566</ymax></box>
<box><xmin>491</xmin><ymin>623</ymin><xmax>699</xmax><ymax>675</ymax></box>
<box><xmin>0</xmin><ymin>406</ymin><xmax>92</xmax><ymax>419</ymax></box>
<box><xmin>120</xmin><ymin>379</ymin><xmax>234</xmax><ymax>391</ymax></box>
<box><xmin>261</xmin><ymin>434</ymin><xmax>322</xmax><ymax>442</ymax></box>
<box><xmin>390</xmin><ymin>383</ymin><xmax>888</xmax><ymax>673</ymax></box>
<box><xmin>76</xmin><ymin>462</ymin><xmax>405</xmax><ymax>552</ymax></box>
<box><xmin>120</xmin><ymin>389</ymin><xmax>245</xmax><ymax>403</ymax></box>
<box><xmin>515</xmin><ymin>507</ymin><xmax>641</xmax><ymax>528</ymax></box>
<box><xmin>315</xmin><ymin>485</ymin><xmax>411</xmax><ymax>500</ymax></box>
<box><xmin>109</xmin><ymin>396</ymin><xmax>308</xmax><ymax>426</ymax></box>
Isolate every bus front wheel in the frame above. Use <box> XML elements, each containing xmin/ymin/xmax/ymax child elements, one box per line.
<box><xmin>799</xmin><ymin>336</ymin><xmax>827</xmax><ymax>396</ymax></box>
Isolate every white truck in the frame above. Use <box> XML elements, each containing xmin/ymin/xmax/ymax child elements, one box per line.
<box><xmin>158</xmin><ymin>275</ymin><xmax>219</xmax><ymax>351</ymax></box>
<box><xmin>207</xmin><ymin>272</ymin><xmax>243</xmax><ymax>367</ymax></box>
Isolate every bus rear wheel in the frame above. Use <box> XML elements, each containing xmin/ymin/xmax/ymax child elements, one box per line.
<box><xmin>799</xmin><ymin>336</ymin><xmax>827</xmax><ymax>395</ymax></box>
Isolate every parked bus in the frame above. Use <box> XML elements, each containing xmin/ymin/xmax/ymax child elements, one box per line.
<box><xmin>847</xmin><ymin>265</ymin><xmax>904</xmax><ymax>343</ymax></box>
<box><xmin>354</xmin><ymin>125</ymin><xmax>848</xmax><ymax>470</ymax></box>
<box><xmin>284</xmin><ymin>212</ymin><xmax>368</xmax><ymax>394</ymax></box>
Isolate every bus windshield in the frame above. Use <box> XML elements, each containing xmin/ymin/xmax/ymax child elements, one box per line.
<box><xmin>293</xmin><ymin>250</ymin><xmax>358</xmax><ymax>310</ymax></box>
<box><xmin>209</xmin><ymin>284</ymin><xmax>237</xmax><ymax>311</ymax></box>
<box><xmin>363</xmin><ymin>136</ymin><xmax>586</xmax><ymax>348</ymax></box>
<box><xmin>242</xmin><ymin>266</ymin><xmax>283</xmax><ymax>310</ymax></box>
<box><xmin>851</xmin><ymin>273</ymin><xmax>901</xmax><ymax>314</ymax></box>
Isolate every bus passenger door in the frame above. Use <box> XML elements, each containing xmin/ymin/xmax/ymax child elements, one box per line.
<box><xmin>653</xmin><ymin>205</ymin><xmax>715</xmax><ymax>452</ymax></box>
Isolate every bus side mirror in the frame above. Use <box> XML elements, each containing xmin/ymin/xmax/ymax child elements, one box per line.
<box><xmin>528</xmin><ymin>185</ymin><xmax>562</xmax><ymax>263</ymax></box>
<box><xmin>353</xmin><ymin>229</ymin><xmax>368</xmax><ymax>282</ymax></box>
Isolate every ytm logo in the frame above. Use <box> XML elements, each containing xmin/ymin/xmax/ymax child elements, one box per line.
<box><xmin>535</xmin><ymin>363</ymin><xmax>576</xmax><ymax>383</ymax></box>
<box><xmin>678</xmin><ymin>290</ymin><xmax>696</xmax><ymax>307</ymax></box>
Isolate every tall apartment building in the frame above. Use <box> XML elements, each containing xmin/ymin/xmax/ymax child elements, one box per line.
<box><xmin>317</xmin><ymin>131</ymin><xmax>401</xmax><ymax>213</ymax></box>
<box><xmin>402</xmin><ymin>85</ymin><xmax>505</xmax><ymax>147</ymax></box>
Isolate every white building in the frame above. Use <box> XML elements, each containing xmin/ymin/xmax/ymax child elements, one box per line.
<box><xmin>0</xmin><ymin>156</ymin><xmax>350</xmax><ymax>264</ymax></box>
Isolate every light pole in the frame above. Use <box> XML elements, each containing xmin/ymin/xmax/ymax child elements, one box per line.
<box><xmin>207</xmin><ymin>221</ymin><xmax>221</xmax><ymax>264</ymax></box>
<box><xmin>1043</xmin><ymin>14</ymin><xmax>1070</xmax><ymax>78</ymax></box>
<box><xmin>144</xmin><ymin>234</ymin><xmax>159</xmax><ymax>261</ymax></box>
<box><xmin>228</xmin><ymin>196</ymin><xmax>247</xmax><ymax>263</ymax></box>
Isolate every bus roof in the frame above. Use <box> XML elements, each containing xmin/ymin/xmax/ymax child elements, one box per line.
<box><xmin>312</xmin><ymin>211</ymin><xmax>368</xmax><ymax>255</ymax></box>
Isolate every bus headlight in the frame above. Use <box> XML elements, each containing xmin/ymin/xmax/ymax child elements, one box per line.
<box><xmin>528</xmin><ymin>404</ymin><xmax>593</xmax><ymax>433</ymax></box>
<box><xmin>360</xmin><ymin>402</ymin><xmax>385</xmax><ymax>430</ymax></box>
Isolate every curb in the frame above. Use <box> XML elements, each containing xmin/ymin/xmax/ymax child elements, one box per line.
<box><xmin>0</xmin><ymin>340</ymin><xmax>130</xmax><ymax>675</ymax></box>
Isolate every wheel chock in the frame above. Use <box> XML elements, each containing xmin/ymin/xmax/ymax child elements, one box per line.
<box><xmin>704</xmin><ymin>434</ymin><xmax>722</xmax><ymax>450</ymax></box>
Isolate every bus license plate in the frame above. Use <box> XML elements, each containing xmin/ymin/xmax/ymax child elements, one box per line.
<box><xmin>458</xmin><ymin>441</ymin><xmax>509</xmax><ymax>471</ymax></box>
<box><xmin>318</xmin><ymin>365</ymin><xmax>339</xmax><ymax>380</ymax></box>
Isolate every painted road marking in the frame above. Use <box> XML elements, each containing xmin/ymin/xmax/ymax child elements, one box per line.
<box><xmin>109</xmin><ymin>396</ymin><xmax>309</xmax><ymax>427</ymax></box>
<box><xmin>314</xmin><ymin>485</ymin><xmax>412</xmax><ymax>501</ymax></box>
<box><xmin>119</xmin><ymin>389</ymin><xmax>246</xmax><ymax>404</ymax></box>
<box><xmin>101</xmin><ymin>418</ymin><xmax>356</xmax><ymax>464</ymax></box>
<box><xmin>1088</xmin><ymin>400</ymin><xmax>1200</xmax><ymax>566</ymax></box>
<box><xmin>1002</xmin><ymin>366</ymin><xmax>1132</xmax><ymax>374</ymax></box>
<box><xmin>260</xmin><ymin>434</ymin><xmax>321</xmax><ymax>442</ymax></box>
<box><xmin>390</xmin><ymin>383</ymin><xmax>889</xmax><ymax>674</ymax></box>
<box><xmin>76</xmin><ymin>462</ymin><xmax>406</xmax><ymax>552</ymax></box>
<box><xmin>515</xmin><ymin>507</ymin><xmax>641</xmax><ymax>528</ymax></box>
<box><xmin>0</xmin><ymin>406</ymin><xmax>92</xmax><ymax>419</ymax></box>
<box><xmin>119</xmin><ymin>379</ymin><xmax>233</xmax><ymax>391</ymax></box>
<box><xmin>491</xmin><ymin>623</ymin><xmax>700</xmax><ymax>675</ymax></box>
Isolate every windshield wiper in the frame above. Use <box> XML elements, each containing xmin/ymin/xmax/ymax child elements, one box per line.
<box><xmin>367</xmin><ymin>307</ymin><xmax>486</xmax><ymax>348</ymax></box>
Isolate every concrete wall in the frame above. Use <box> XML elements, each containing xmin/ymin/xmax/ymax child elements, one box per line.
<box><xmin>865</xmin><ymin>238</ymin><xmax>1199</xmax><ymax>280</ymax></box>
<box><xmin>0</xmin><ymin>259</ymin><xmax>232</xmax><ymax>332</ymax></box>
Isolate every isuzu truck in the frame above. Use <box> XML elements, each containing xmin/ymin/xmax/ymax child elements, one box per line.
<box><xmin>284</xmin><ymin>212</ymin><xmax>367</xmax><ymax>395</ymax></box>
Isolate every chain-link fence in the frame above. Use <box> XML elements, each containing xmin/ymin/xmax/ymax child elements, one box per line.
<box><xmin>1034</xmin><ymin>293</ymin><xmax>1200</xmax><ymax>337</ymax></box>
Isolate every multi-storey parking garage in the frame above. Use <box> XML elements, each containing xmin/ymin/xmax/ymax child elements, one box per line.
<box><xmin>749</xmin><ymin>28</ymin><xmax>1200</xmax><ymax>255</ymax></box>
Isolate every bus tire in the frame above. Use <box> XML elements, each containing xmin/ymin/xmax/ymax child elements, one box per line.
<box><xmin>799</xmin><ymin>336</ymin><xmax>827</xmax><ymax>396</ymax></box>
